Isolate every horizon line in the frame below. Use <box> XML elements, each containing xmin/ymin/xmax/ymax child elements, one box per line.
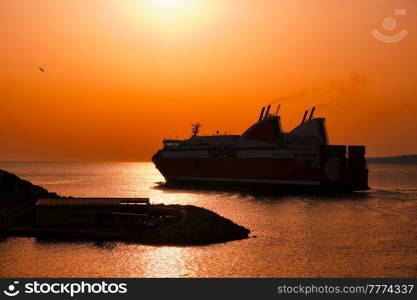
<box><xmin>1</xmin><ymin>153</ymin><xmax>417</xmax><ymax>164</ymax></box>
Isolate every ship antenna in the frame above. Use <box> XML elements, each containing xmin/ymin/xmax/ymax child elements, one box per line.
<box><xmin>264</xmin><ymin>105</ymin><xmax>271</xmax><ymax>119</ymax></box>
<box><xmin>274</xmin><ymin>104</ymin><xmax>281</xmax><ymax>116</ymax></box>
<box><xmin>308</xmin><ymin>106</ymin><xmax>316</xmax><ymax>121</ymax></box>
<box><xmin>258</xmin><ymin>106</ymin><xmax>265</xmax><ymax>121</ymax></box>
<box><xmin>191</xmin><ymin>122</ymin><xmax>202</xmax><ymax>137</ymax></box>
<box><xmin>301</xmin><ymin>110</ymin><xmax>309</xmax><ymax>124</ymax></box>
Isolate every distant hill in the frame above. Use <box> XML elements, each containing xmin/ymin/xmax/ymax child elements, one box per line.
<box><xmin>367</xmin><ymin>155</ymin><xmax>417</xmax><ymax>165</ymax></box>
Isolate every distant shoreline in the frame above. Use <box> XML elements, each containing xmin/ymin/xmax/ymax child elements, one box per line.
<box><xmin>367</xmin><ymin>154</ymin><xmax>417</xmax><ymax>165</ymax></box>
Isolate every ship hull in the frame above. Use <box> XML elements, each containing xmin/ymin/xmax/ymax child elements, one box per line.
<box><xmin>152</xmin><ymin>151</ymin><xmax>369</xmax><ymax>191</ymax></box>
<box><xmin>164</xmin><ymin>177</ymin><xmax>366</xmax><ymax>192</ymax></box>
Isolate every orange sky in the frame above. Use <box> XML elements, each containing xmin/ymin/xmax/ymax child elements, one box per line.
<box><xmin>1</xmin><ymin>0</ymin><xmax>416</xmax><ymax>161</ymax></box>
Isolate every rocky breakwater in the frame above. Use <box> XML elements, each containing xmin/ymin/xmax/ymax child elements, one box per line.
<box><xmin>0</xmin><ymin>169</ymin><xmax>60</xmax><ymax>228</ymax></box>
<box><xmin>0</xmin><ymin>169</ymin><xmax>250</xmax><ymax>245</ymax></box>
<box><xmin>130</xmin><ymin>204</ymin><xmax>250</xmax><ymax>245</ymax></box>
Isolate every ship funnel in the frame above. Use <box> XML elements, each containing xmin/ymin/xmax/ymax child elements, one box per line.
<box><xmin>274</xmin><ymin>104</ymin><xmax>281</xmax><ymax>116</ymax></box>
<box><xmin>264</xmin><ymin>105</ymin><xmax>271</xmax><ymax>119</ymax></box>
<box><xmin>301</xmin><ymin>110</ymin><xmax>308</xmax><ymax>124</ymax></box>
<box><xmin>258</xmin><ymin>107</ymin><xmax>266</xmax><ymax>121</ymax></box>
<box><xmin>308</xmin><ymin>106</ymin><xmax>316</xmax><ymax>121</ymax></box>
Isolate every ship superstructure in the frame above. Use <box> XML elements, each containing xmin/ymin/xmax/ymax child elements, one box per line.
<box><xmin>152</xmin><ymin>105</ymin><xmax>368</xmax><ymax>190</ymax></box>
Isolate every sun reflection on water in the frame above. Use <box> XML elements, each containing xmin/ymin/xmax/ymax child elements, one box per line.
<box><xmin>141</xmin><ymin>247</ymin><xmax>194</xmax><ymax>278</ymax></box>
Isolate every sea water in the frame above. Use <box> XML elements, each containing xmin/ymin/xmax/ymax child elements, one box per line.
<box><xmin>0</xmin><ymin>162</ymin><xmax>416</xmax><ymax>277</ymax></box>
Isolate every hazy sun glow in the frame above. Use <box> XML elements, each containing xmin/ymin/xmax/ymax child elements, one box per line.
<box><xmin>146</xmin><ymin>0</ymin><xmax>202</xmax><ymax>20</ymax></box>
<box><xmin>153</xmin><ymin>0</ymin><xmax>189</xmax><ymax>9</ymax></box>
<box><xmin>123</xmin><ymin>0</ymin><xmax>214</xmax><ymax>35</ymax></box>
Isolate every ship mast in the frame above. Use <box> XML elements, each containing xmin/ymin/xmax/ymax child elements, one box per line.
<box><xmin>191</xmin><ymin>123</ymin><xmax>202</xmax><ymax>137</ymax></box>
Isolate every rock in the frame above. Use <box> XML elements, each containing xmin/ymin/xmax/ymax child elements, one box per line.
<box><xmin>0</xmin><ymin>169</ymin><xmax>61</xmax><ymax>227</ymax></box>
<box><xmin>0</xmin><ymin>169</ymin><xmax>59</xmax><ymax>206</ymax></box>
<box><xmin>136</xmin><ymin>205</ymin><xmax>250</xmax><ymax>245</ymax></box>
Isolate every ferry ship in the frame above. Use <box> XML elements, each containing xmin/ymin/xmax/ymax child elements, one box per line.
<box><xmin>152</xmin><ymin>105</ymin><xmax>369</xmax><ymax>191</ymax></box>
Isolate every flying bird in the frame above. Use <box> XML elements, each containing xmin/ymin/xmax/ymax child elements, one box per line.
<box><xmin>38</xmin><ymin>67</ymin><xmax>45</xmax><ymax>72</ymax></box>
